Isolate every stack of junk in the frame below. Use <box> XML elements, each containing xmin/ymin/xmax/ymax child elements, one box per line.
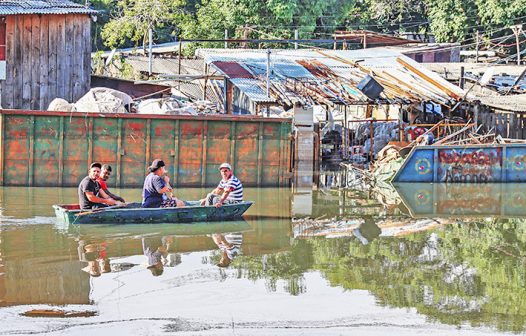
<box><xmin>341</xmin><ymin>118</ymin><xmax>526</xmax><ymax>188</ymax></box>
<box><xmin>47</xmin><ymin>88</ymin><xmax>223</xmax><ymax>115</ymax></box>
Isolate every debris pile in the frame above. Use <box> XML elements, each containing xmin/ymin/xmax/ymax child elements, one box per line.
<box><xmin>48</xmin><ymin>87</ymin><xmax>223</xmax><ymax>115</ymax></box>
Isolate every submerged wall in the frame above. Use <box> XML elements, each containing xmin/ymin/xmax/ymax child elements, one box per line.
<box><xmin>0</xmin><ymin>110</ymin><xmax>292</xmax><ymax>187</ymax></box>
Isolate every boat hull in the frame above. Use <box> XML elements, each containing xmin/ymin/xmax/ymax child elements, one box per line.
<box><xmin>53</xmin><ymin>202</ymin><xmax>253</xmax><ymax>224</ymax></box>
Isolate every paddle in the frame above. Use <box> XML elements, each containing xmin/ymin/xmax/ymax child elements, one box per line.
<box><xmin>76</xmin><ymin>203</ymin><xmax>128</xmax><ymax>217</ymax></box>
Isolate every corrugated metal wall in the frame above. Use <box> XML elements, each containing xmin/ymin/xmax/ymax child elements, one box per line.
<box><xmin>0</xmin><ymin>110</ymin><xmax>292</xmax><ymax>187</ymax></box>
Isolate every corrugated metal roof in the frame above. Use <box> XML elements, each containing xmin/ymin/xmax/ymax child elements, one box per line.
<box><xmin>124</xmin><ymin>56</ymin><xmax>204</xmax><ymax>76</ymax></box>
<box><xmin>0</xmin><ymin>0</ymin><xmax>97</xmax><ymax>15</ymax></box>
<box><xmin>211</xmin><ymin>61</ymin><xmax>253</xmax><ymax>79</ymax></box>
<box><xmin>229</xmin><ymin>78</ymin><xmax>275</xmax><ymax>103</ymax></box>
<box><xmin>197</xmin><ymin>48</ymin><xmax>466</xmax><ymax>106</ymax></box>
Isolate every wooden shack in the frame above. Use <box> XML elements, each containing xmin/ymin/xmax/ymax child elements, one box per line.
<box><xmin>0</xmin><ymin>0</ymin><xmax>96</xmax><ymax>110</ymax></box>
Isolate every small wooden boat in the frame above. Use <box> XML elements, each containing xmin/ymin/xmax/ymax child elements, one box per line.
<box><xmin>53</xmin><ymin>202</ymin><xmax>253</xmax><ymax>225</ymax></box>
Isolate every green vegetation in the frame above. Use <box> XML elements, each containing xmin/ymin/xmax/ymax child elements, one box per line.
<box><xmin>85</xmin><ymin>0</ymin><xmax>526</xmax><ymax>53</ymax></box>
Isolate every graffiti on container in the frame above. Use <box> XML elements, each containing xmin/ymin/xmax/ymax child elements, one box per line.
<box><xmin>437</xmin><ymin>148</ymin><xmax>502</xmax><ymax>183</ymax></box>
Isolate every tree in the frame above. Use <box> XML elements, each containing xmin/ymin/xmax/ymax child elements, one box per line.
<box><xmin>101</xmin><ymin>0</ymin><xmax>186</xmax><ymax>51</ymax></box>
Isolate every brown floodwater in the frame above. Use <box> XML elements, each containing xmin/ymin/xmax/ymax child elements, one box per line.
<box><xmin>0</xmin><ymin>183</ymin><xmax>525</xmax><ymax>335</ymax></box>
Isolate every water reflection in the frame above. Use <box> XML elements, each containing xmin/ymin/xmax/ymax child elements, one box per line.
<box><xmin>395</xmin><ymin>183</ymin><xmax>526</xmax><ymax>217</ymax></box>
<box><xmin>0</xmin><ymin>184</ymin><xmax>525</xmax><ymax>334</ymax></box>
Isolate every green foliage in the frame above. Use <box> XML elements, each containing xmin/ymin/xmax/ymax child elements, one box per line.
<box><xmin>100</xmin><ymin>0</ymin><xmax>186</xmax><ymax>50</ymax></box>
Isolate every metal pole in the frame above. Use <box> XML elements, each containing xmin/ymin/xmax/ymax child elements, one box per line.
<box><xmin>294</xmin><ymin>29</ymin><xmax>298</xmax><ymax>49</ymax></box>
<box><xmin>475</xmin><ymin>31</ymin><xmax>479</xmax><ymax>63</ymax></box>
<box><xmin>224</xmin><ymin>29</ymin><xmax>228</xmax><ymax>49</ymax></box>
<box><xmin>177</xmin><ymin>39</ymin><xmax>182</xmax><ymax>90</ymax></box>
<box><xmin>148</xmin><ymin>28</ymin><xmax>153</xmax><ymax>76</ymax></box>
<box><xmin>460</xmin><ymin>66</ymin><xmax>465</xmax><ymax>89</ymax></box>
<box><xmin>266</xmin><ymin>49</ymin><xmax>271</xmax><ymax>98</ymax></box>
<box><xmin>513</xmin><ymin>26</ymin><xmax>521</xmax><ymax>65</ymax></box>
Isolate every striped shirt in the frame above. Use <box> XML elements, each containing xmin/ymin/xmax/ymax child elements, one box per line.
<box><xmin>218</xmin><ymin>175</ymin><xmax>243</xmax><ymax>202</ymax></box>
<box><xmin>215</xmin><ymin>233</ymin><xmax>243</xmax><ymax>260</ymax></box>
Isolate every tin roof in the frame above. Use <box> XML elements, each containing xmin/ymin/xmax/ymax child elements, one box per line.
<box><xmin>197</xmin><ymin>48</ymin><xmax>466</xmax><ymax>107</ymax></box>
<box><xmin>0</xmin><ymin>0</ymin><xmax>97</xmax><ymax>15</ymax></box>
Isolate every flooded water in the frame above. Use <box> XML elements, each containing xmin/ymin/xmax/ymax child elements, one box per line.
<box><xmin>0</xmin><ymin>183</ymin><xmax>525</xmax><ymax>335</ymax></box>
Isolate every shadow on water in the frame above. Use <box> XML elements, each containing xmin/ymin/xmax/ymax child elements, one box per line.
<box><xmin>0</xmin><ymin>183</ymin><xmax>526</xmax><ymax>333</ymax></box>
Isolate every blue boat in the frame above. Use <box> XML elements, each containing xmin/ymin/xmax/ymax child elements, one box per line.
<box><xmin>53</xmin><ymin>202</ymin><xmax>253</xmax><ymax>225</ymax></box>
<box><xmin>392</xmin><ymin>144</ymin><xmax>526</xmax><ymax>183</ymax></box>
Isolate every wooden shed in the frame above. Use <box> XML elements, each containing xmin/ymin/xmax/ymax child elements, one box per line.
<box><xmin>0</xmin><ymin>0</ymin><xmax>96</xmax><ymax>110</ymax></box>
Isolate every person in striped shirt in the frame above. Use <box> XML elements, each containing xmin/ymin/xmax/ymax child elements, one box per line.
<box><xmin>200</xmin><ymin>163</ymin><xmax>243</xmax><ymax>207</ymax></box>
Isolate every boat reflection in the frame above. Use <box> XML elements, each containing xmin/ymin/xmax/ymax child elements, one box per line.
<box><xmin>394</xmin><ymin>183</ymin><xmax>526</xmax><ymax>217</ymax></box>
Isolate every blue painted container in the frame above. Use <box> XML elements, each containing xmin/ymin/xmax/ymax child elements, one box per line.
<box><xmin>392</xmin><ymin>144</ymin><xmax>526</xmax><ymax>183</ymax></box>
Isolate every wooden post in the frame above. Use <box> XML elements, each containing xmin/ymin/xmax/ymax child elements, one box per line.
<box><xmin>178</xmin><ymin>39</ymin><xmax>182</xmax><ymax>90</ymax></box>
<box><xmin>203</xmin><ymin>63</ymin><xmax>208</xmax><ymax>100</ymax></box>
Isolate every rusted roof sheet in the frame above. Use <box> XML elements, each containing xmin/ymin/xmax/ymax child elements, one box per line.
<box><xmin>211</xmin><ymin>61</ymin><xmax>254</xmax><ymax>79</ymax></box>
<box><xmin>0</xmin><ymin>0</ymin><xmax>97</xmax><ymax>15</ymax></box>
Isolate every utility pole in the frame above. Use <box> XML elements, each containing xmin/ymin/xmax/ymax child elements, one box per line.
<box><xmin>224</xmin><ymin>29</ymin><xmax>228</xmax><ymax>49</ymax></box>
<box><xmin>294</xmin><ymin>29</ymin><xmax>299</xmax><ymax>49</ymax></box>
<box><xmin>475</xmin><ymin>31</ymin><xmax>479</xmax><ymax>63</ymax></box>
<box><xmin>148</xmin><ymin>28</ymin><xmax>153</xmax><ymax>76</ymax></box>
<box><xmin>510</xmin><ymin>24</ymin><xmax>523</xmax><ymax>65</ymax></box>
<box><xmin>266</xmin><ymin>49</ymin><xmax>271</xmax><ymax>99</ymax></box>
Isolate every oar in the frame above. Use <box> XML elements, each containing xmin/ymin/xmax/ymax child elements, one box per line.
<box><xmin>75</xmin><ymin>203</ymin><xmax>128</xmax><ymax>217</ymax></box>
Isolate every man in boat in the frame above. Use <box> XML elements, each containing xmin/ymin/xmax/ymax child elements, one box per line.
<box><xmin>97</xmin><ymin>164</ymin><xmax>126</xmax><ymax>203</ymax></box>
<box><xmin>142</xmin><ymin>159</ymin><xmax>185</xmax><ymax>208</ymax></box>
<box><xmin>78</xmin><ymin>162</ymin><xmax>122</xmax><ymax>210</ymax></box>
<box><xmin>200</xmin><ymin>163</ymin><xmax>243</xmax><ymax>207</ymax></box>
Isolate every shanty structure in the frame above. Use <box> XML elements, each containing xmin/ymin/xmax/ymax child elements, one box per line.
<box><xmin>0</xmin><ymin>0</ymin><xmax>96</xmax><ymax>110</ymax></box>
<box><xmin>332</xmin><ymin>30</ymin><xmax>419</xmax><ymax>49</ymax></box>
<box><xmin>195</xmin><ymin>48</ymin><xmax>465</xmax><ymax>116</ymax></box>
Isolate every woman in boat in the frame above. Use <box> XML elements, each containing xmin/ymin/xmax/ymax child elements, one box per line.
<box><xmin>142</xmin><ymin>159</ymin><xmax>185</xmax><ymax>208</ymax></box>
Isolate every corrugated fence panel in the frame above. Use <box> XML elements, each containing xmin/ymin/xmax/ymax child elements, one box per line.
<box><xmin>3</xmin><ymin>115</ymin><xmax>30</xmax><ymax>185</ymax></box>
<box><xmin>33</xmin><ymin>116</ymin><xmax>60</xmax><ymax>186</ymax></box>
<box><xmin>178</xmin><ymin>120</ymin><xmax>204</xmax><ymax>187</ymax></box>
<box><xmin>205</xmin><ymin>121</ymin><xmax>231</xmax><ymax>185</ymax></box>
<box><xmin>121</xmin><ymin>119</ymin><xmax>147</xmax><ymax>188</ymax></box>
<box><xmin>261</xmin><ymin>123</ymin><xmax>284</xmax><ymax>185</ymax></box>
<box><xmin>149</xmin><ymin>119</ymin><xmax>176</xmax><ymax>186</ymax></box>
<box><xmin>234</xmin><ymin>122</ymin><xmax>259</xmax><ymax>186</ymax></box>
<box><xmin>0</xmin><ymin>110</ymin><xmax>292</xmax><ymax>188</ymax></box>
<box><xmin>63</xmin><ymin>116</ymin><xmax>89</xmax><ymax>186</ymax></box>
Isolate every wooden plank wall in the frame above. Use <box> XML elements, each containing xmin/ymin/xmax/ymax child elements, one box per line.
<box><xmin>1</xmin><ymin>14</ymin><xmax>91</xmax><ymax>110</ymax></box>
<box><xmin>476</xmin><ymin>112</ymin><xmax>526</xmax><ymax>139</ymax></box>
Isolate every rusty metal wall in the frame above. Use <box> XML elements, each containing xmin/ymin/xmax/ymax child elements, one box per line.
<box><xmin>0</xmin><ymin>110</ymin><xmax>292</xmax><ymax>188</ymax></box>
